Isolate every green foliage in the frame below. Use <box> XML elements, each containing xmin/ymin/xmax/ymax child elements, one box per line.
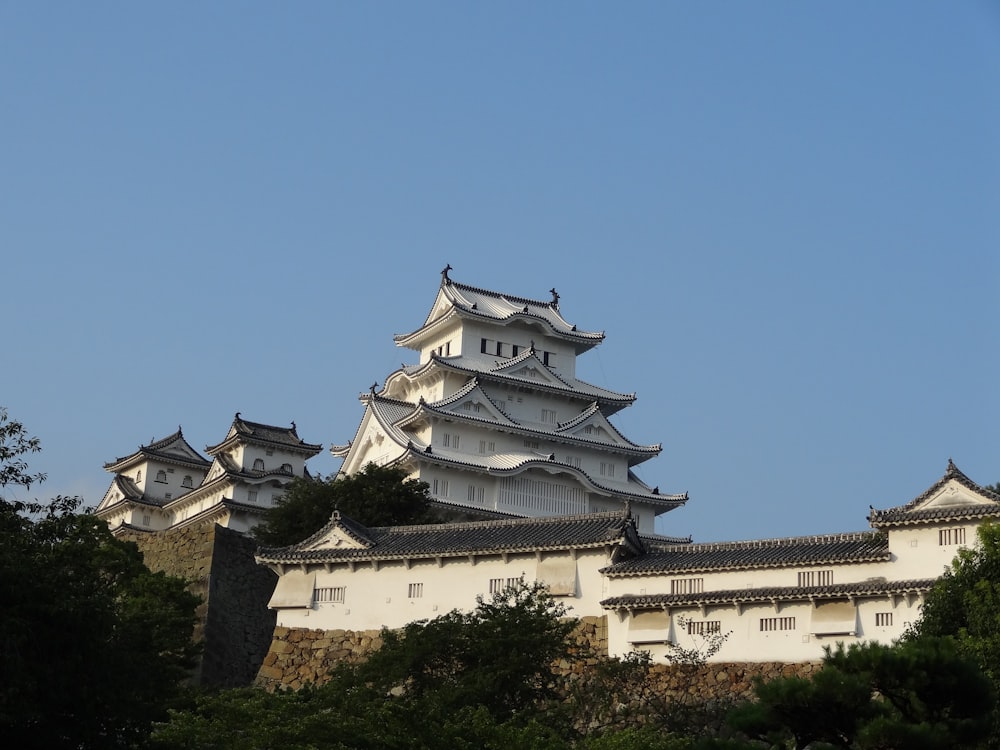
<box><xmin>915</xmin><ymin>522</ymin><xmax>1000</xmax><ymax>676</ymax></box>
<box><xmin>578</xmin><ymin>726</ymin><xmax>696</xmax><ymax>750</ymax></box>
<box><xmin>724</xmin><ymin>637</ymin><xmax>994</xmax><ymax>749</ymax></box>
<box><xmin>0</xmin><ymin>406</ymin><xmax>45</xmax><ymax>495</ymax></box>
<box><xmin>155</xmin><ymin>580</ymin><xmax>579</xmax><ymax>749</ymax></box>
<box><xmin>667</xmin><ymin>615</ymin><xmax>731</xmax><ymax>666</ymax></box>
<box><xmin>909</xmin><ymin>521</ymin><xmax>1000</xmax><ymax>746</ymax></box>
<box><xmin>0</xmin><ymin>498</ymin><xmax>202</xmax><ymax>749</ymax></box>
<box><xmin>0</xmin><ymin>410</ymin><xmax>201</xmax><ymax>749</ymax></box>
<box><xmin>253</xmin><ymin>463</ymin><xmax>437</xmax><ymax>546</ymax></box>
<box><xmin>333</xmin><ymin>578</ymin><xmax>578</xmax><ymax>723</ymax></box>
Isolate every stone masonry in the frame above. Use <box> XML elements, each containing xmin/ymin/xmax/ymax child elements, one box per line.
<box><xmin>255</xmin><ymin>614</ymin><xmax>817</xmax><ymax>701</ymax></box>
<box><xmin>118</xmin><ymin>523</ymin><xmax>278</xmax><ymax>688</ymax></box>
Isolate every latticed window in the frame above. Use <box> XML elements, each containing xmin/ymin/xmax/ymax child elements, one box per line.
<box><xmin>686</xmin><ymin>620</ymin><xmax>722</xmax><ymax>635</ymax></box>
<box><xmin>253</xmin><ymin>458</ymin><xmax>265</xmax><ymax>471</ymax></box>
<box><xmin>670</xmin><ymin>578</ymin><xmax>704</xmax><ymax>595</ymax></box>
<box><xmin>939</xmin><ymin>528</ymin><xmax>966</xmax><ymax>546</ymax></box>
<box><xmin>498</xmin><ymin>476</ymin><xmax>586</xmax><ymax>515</ymax></box>
<box><xmin>488</xmin><ymin>577</ymin><xmax>520</xmax><ymax>594</ymax></box>
<box><xmin>408</xmin><ymin>583</ymin><xmax>423</xmax><ymax>599</ymax></box>
<box><xmin>314</xmin><ymin>587</ymin><xmax>345</xmax><ymax>604</ymax></box>
<box><xmin>875</xmin><ymin>612</ymin><xmax>893</xmax><ymax>627</ymax></box>
<box><xmin>760</xmin><ymin>617</ymin><xmax>795</xmax><ymax>632</ymax></box>
<box><xmin>797</xmin><ymin>570</ymin><xmax>833</xmax><ymax>587</ymax></box>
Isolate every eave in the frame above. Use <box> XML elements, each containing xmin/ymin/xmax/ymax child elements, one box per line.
<box><xmin>601</xmin><ymin>579</ymin><xmax>935</xmax><ymax>611</ymax></box>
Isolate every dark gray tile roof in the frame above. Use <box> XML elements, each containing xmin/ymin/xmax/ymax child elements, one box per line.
<box><xmin>869</xmin><ymin>460</ymin><xmax>1000</xmax><ymax>527</ymax></box>
<box><xmin>602</xmin><ymin>531</ymin><xmax>887</xmax><ymax>576</ymax></box>
<box><xmin>104</xmin><ymin>428</ymin><xmax>211</xmax><ymax>471</ymax></box>
<box><xmin>256</xmin><ymin>510</ymin><xmax>644</xmax><ymax>565</ymax></box>
<box><xmin>206</xmin><ymin>413</ymin><xmax>322</xmax><ymax>456</ymax></box>
<box><xmin>95</xmin><ymin>475</ymin><xmax>167</xmax><ymax>515</ymax></box>
<box><xmin>601</xmin><ymin>578</ymin><xmax>936</xmax><ymax>609</ymax></box>
<box><xmin>425</xmin><ymin>350</ymin><xmax>634</xmax><ymax>407</ymax></box>
<box><xmin>395</xmin><ymin>274</ymin><xmax>604</xmax><ymax>348</ymax></box>
<box><xmin>403</xmin><ymin>390</ymin><xmax>660</xmax><ymax>458</ymax></box>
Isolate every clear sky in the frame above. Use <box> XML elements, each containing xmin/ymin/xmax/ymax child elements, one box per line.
<box><xmin>2</xmin><ymin>2</ymin><xmax>997</xmax><ymax>542</ymax></box>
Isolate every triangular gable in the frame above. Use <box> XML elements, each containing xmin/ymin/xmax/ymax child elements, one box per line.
<box><xmin>204</xmin><ymin>458</ymin><xmax>229</xmax><ymax>483</ymax></box>
<box><xmin>423</xmin><ymin>285</ymin><xmax>456</xmax><ymax>327</ymax></box>
<box><xmin>491</xmin><ymin>352</ymin><xmax>568</xmax><ymax>389</ymax></box>
<box><xmin>295</xmin><ymin>512</ymin><xmax>376</xmax><ymax>552</ymax></box>
<box><xmin>564</xmin><ymin>408</ymin><xmax>627</xmax><ymax>447</ymax></box>
<box><xmin>339</xmin><ymin>398</ymin><xmax>414</xmax><ymax>475</ymax></box>
<box><xmin>431</xmin><ymin>381</ymin><xmax>513</xmax><ymax>424</ymax></box>
<box><xmin>914</xmin><ymin>479</ymin><xmax>998</xmax><ymax>513</ymax></box>
<box><xmin>150</xmin><ymin>432</ymin><xmax>208</xmax><ymax>463</ymax></box>
<box><xmin>870</xmin><ymin>461</ymin><xmax>1000</xmax><ymax>527</ymax></box>
<box><xmin>300</xmin><ymin>524</ymin><xmax>371</xmax><ymax>552</ymax></box>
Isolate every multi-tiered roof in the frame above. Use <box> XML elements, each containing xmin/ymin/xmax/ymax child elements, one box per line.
<box><xmin>332</xmin><ymin>268</ymin><xmax>686</xmax><ymax>534</ymax></box>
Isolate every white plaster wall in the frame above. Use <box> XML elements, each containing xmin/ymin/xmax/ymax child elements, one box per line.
<box><xmin>605</xmin><ymin>558</ymin><xmax>908</xmax><ymax>608</ymax></box>
<box><xmin>606</xmin><ymin>595</ymin><xmax>924</xmax><ymax>663</ymax></box>
<box><xmin>887</xmin><ymin>523</ymin><xmax>972</xmax><ymax>578</ymax></box>
<box><xmin>416</xmin><ymin>324</ymin><xmax>462</xmax><ymax>365</ymax></box>
<box><xmin>272</xmin><ymin>548</ymin><xmax>613</xmax><ymax>632</ymax></box>
<box><xmin>240</xmin><ymin>444</ymin><xmax>307</xmax><ymax>476</ymax></box>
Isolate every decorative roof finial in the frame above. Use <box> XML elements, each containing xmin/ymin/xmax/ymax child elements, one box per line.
<box><xmin>529</xmin><ymin>340</ymin><xmax>535</xmax><ymax>352</ymax></box>
<box><xmin>370</xmin><ymin>382</ymin><xmax>378</xmax><ymax>394</ymax></box>
<box><xmin>441</xmin><ymin>264</ymin><xmax>453</xmax><ymax>284</ymax></box>
<box><xmin>235</xmin><ymin>412</ymin><xmax>241</xmax><ymax>420</ymax></box>
<box><xmin>291</xmin><ymin>420</ymin><xmax>296</xmax><ymax>431</ymax></box>
<box><xmin>550</xmin><ymin>288</ymin><xmax>559</xmax><ymax>306</ymax></box>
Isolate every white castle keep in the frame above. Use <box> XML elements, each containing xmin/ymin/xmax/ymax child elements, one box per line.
<box><xmin>331</xmin><ymin>265</ymin><xmax>685</xmax><ymax>536</ymax></box>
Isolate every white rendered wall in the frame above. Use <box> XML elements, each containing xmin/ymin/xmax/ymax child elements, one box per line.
<box><xmin>606</xmin><ymin>595</ymin><xmax>923</xmax><ymax>663</ymax></box>
<box><xmin>271</xmin><ymin>547</ymin><xmax>613</xmax><ymax>632</ymax></box>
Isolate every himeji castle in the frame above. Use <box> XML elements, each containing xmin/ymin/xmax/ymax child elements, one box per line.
<box><xmin>96</xmin><ymin>414</ymin><xmax>322</xmax><ymax>533</ymax></box>
<box><xmin>331</xmin><ymin>266</ymin><xmax>686</xmax><ymax>535</ymax></box>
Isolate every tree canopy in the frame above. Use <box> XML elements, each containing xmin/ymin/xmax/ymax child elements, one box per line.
<box><xmin>716</xmin><ymin>637</ymin><xmax>994</xmax><ymax>749</ymax></box>
<box><xmin>153</xmin><ymin>580</ymin><xmax>583</xmax><ymax>749</ymax></box>
<box><xmin>0</xmin><ymin>408</ymin><xmax>201</xmax><ymax>749</ymax></box>
<box><xmin>0</xmin><ymin>406</ymin><xmax>45</xmax><ymax>498</ymax></box>
<box><xmin>253</xmin><ymin>463</ymin><xmax>437</xmax><ymax>547</ymax></box>
<box><xmin>907</xmin><ymin>521</ymin><xmax>1000</xmax><ymax>746</ymax></box>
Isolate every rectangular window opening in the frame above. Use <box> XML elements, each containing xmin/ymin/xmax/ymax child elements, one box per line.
<box><xmin>314</xmin><ymin>586</ymin><xmax>346</xmax><ymax>604</ymax></box>
<box><xmin>760</xmin><ymin>617</ymin><xmax>796</xmax><ymax>632</ymax></box>
<box><xmin>670</xmin><ymin>578</ymin><xmax>704</xmax><ymax>595</ymax></box>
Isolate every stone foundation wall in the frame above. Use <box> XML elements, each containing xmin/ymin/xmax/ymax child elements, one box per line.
<box><xmin>255</xmin><ymin>614</ymin><xmax>816</xmax><ymax>700</ymax></box>
<box><xmin>119</xmin><ymin>524</ymin><xmax>277</xmax><ymax>688</ymax></box>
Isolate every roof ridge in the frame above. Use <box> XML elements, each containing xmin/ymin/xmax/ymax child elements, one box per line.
<box><xmin>450</xmin><ymin>279</ymin><xmax>555</xmax><ymax>311</ymax></box>
<box><xmin>657</xmin><ymin>530</ymin><xmax>879</xmax><ymax>552</ymax></box>
<box><xmin>377</xmin><ymin>509</ymin><xmax>629</xmax><ymax>534</ymax></box>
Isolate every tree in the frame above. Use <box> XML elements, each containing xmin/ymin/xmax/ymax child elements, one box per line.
<box><xmin>0</xmin><ymin>406</ymin><xmax>45</xmax><ymax>498</ymax></box>
<box><xmin>0</xmin><ymin>409</ymin><xmax>201</xmax><ymax>749</ymax></box>
<box><xmin>154</xmin><ymin>580</ymin><xmax>580</xmax><ymax>749</ymax></box>
<box><xmin>253</xmin><ymin>463</ymin><xmax>437</xmax><ymax>546</ymax></box>
<box><xmin>719</xmin><ymin>637</ymin><xmax>994</xmax><ymax>749</ymax></box>
<box><xmin>909</xmin><ymin>521</ymin><xmax>1000</xmax><ymax>746</ymax></box>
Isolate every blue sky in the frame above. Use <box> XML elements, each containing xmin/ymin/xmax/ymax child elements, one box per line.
<box><xmin>2</xmin><ymin>2</ymin><xmax>997</xmax><ymax>542</ymax></box>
